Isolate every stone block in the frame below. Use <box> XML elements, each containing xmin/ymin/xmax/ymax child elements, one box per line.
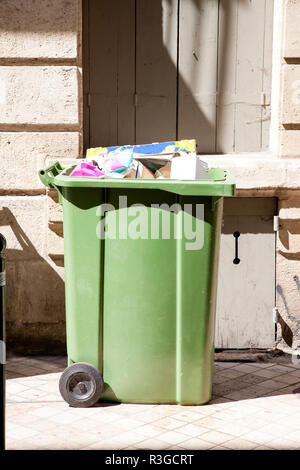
<box><xmin>0</xmin><ymin>0</ymin><xmax>80</xmax><ymax>59</ymax></box>
<box><xmin>0</xmin><ymin>132</ymin><xmax>81</xmax><ymax>191</ymax></box>
<box><xmin>283</xmin><ymin>0</ymin><xmax>300</xmax><ymax>58</ymax></box>
<box><xmin>281</xmin><ymin>65</ymin><xmax>300</xmax><ymax>124</ymax></box>
<box><xmin>0</xmin><ymin>196</ymin><xmax>46</xmax><ymax>260</ymax></box>
<box><xmin>0</xmin><ymin>66</ymin><xmax>79</xmax><ymax>127</ymax></box>
<box><xmin>279</xmin><ymin>130</ymin><xmax>300</xmax><ymax>157</ymax></box>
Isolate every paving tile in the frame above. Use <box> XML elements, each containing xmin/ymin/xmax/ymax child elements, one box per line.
<box><xmin>14</xmin><ymin>388</ymin><xmax>50</xmax><ymax>401</ymax></box>
<box><xmin>171</xmin><ymin>410</ymin><xmax>203</xmax><ymax>423</ymax></box>
<box><xmin>223</xmin><ymin>384</ymin><xmax>271</xmax><ymax>401</ymax></box>
<box><xmin>191</xmin><ymin>405</ymin><xmax>219</xmax><ymax>415</ymax></box>
<box><xmin>166</xmin><ymin>445</ymin><xmax>186</xmax><ymax>450</ymax></box>
<box><xmin>158</xmin><ymin>430</ymin><xmax>190</xmax><ymax>446</ymax></box>
<box><xmin>217</xmin><ymin>369</ymin><xmax>247</xmax><ymax>379</ymax></box>
<box><xmin>242</xmin><ymin>430</ymin><xmax>273</xmax><ymax>445</ymax></box>
<box><xmin>89</xmin><ymin>411</ymin><xmax>125</xmax><ymax>425</ymax></box>
<box><xmin>211</xmin><ymin>420</ymin><xmax>253</xmax><ymax>437</ymax></box>
<box><xmin>47</xmin><ymin>411</ymin><xmax>86</xmax><ymax>425</ymax></box>
<box><xmin>211</xmin><ymin>445</ymin><xmax>230</xmax><ymax>450</ymax></box>
<box><xmin>208</xmin><ymin>398</ymin><xmax>233</xmax><ymax>406</ymax></box>
<box><xmin>153</xmin><ymin>417</ymin><xmax>184</xmax><ymax>431</ymax></box>
<box><xmin>6</xmin><ymin>382</ymin><xmax>29</xmax><ymax>395</ymax></box>
<box><xmin>216</xmin><ymin>362</ymin><xmax>238</xmax><ymax>369</ymax></box>
<box><xmin>5</xmin><ymin>372</ymin><xmax>26</xmax><ymax>379</ymax></box>
<box><xmin>285</xmin><ymin>429</ymin><xmax>300</xmax><ymax>442</ymax></box>
<box><xmin>271</xmin><ymin>374</ymin><xmax>300</xmax><ymax>385</ymax></box>
<box><xmin>214</xmin><ymin>364</ymin><xmax>226</xmax><ymax>372</ymax></box>
<box><xmin>6</xmin><ymin>356</ymin><xmax>300</xmax><ymax>451</ymax></box>
<box><xmin>250</xmin><ymin>369</ymin><xmax>283</xmax><ymax>379</ymax></box>
<box><xmin>200</xmin><ymin>430</ymin><xmax>233</xmax><ymax>445</ymax></box>
<box><xmin>194</xmin><ymin>416</ymin><xmax>226</xmax><ymax>430</ymax></box>
<box><xmin>267</xmin><ymin>365</ymin><xmax>297</xmax><ymax>374</ymax></box>
<box><xmin>286</xmin><ymin>369</ymin><xmax>300</xmax><ymax>378</ymax></box>
<box><xmin>213</xmin><ymin>374</ymin><xmax>231</xmax><ymax>385</ymax></box>
<box><xmin>6</xmin><ymin>424</ymin><xmax>40</xmax><ymax>441</ymax></box>
<box><xmin>267</xmin><ymin>438</ymin><xmax>300</xmax><ymax>450</ymax></box>
<box><xmin>232</xmin><ymin>364</ymin><xmax>261</xmax><ymax>374</ymax></box>
<box><xmin>88</xmin><ymin>439</ymin><xmax>128</xmax><ymax>450</ymax></box>
<box><xmin>134</xmin><ymin>424</ymin><xmax>166</xmax><ymax>439</ymax></box>
<box><xmin>223</xmin><ymin>438</ymin><xmax>258</xmax><ymax>450</ymax></box>
<box><xmin>177</xmin><ymin>423</ymin><xmax>210</xmax><ymax>438</ymax></box>
<box><xmin>115</xmin><ymin>430</ymin><xmax>149</xmax><ymax>445</ymax></box>
<box><xmin>254</xmin><ymin>445</ymin><xmax>275</xmax><ymax>450</ymax></box>
<box><xmin>179</xmin><ymin>438</ymin><xmax>215</xmax><ymax>450</ymax></box>
<box><xmin>257</xmin><ymin>379</ymin><xmax>290</xmax><ymax>391</ymax></box>
<box><xmin>133</xmin><ymin>438</ymin><xmax>169</xmax><ymax>450</ymax></box>
<box><xmin>213</xmin><ymin>379</ymin><xmax>250</xmax><ymax>397</ymax></box>
<box><xmin>246</xmin><ymin>363</ymin><xmax>275</xmax><ymax>369</ymax></box>
<box><xmin>131</xmin><ymin>410</ymin><xmax>162</xmax><ymax>424</ymax></box>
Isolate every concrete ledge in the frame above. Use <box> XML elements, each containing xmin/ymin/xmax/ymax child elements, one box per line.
<box><xmin>201</xmin><ymin>152</ymin><xmax>300</xmax><ymax>195</ymax></box>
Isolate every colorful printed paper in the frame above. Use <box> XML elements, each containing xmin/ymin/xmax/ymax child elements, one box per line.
<box><xmin>70</xmin><ymin>162</ymin><xmax>105</xmax><ymax>178</ymax></box>
<box><xmin>86</xmin><ymin>139</ymin><xmax>196</xmax><ymax>160</ymax></box>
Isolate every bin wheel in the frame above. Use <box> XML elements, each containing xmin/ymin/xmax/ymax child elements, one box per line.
<box><xmin>59</xmin><ymin>362</ymin><xmax>104</xmax><ymax>408</ymax></box>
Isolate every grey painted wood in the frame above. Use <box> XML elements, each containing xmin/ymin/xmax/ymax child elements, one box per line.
<box><xmin>177</xmin><ymin>0</ymin><xmax>219</xmax><ymax>152</ymax></box>
<box><xmin>216</xmin><ymin>0</ymin><xmax>273</xmax><ymax>153</ymax></box>
<box><xmin>87</xmin><ymin>0</ymin><xmax>273</xmax><ymax>151</ymax></box>
<box><xmin>215</xmin><ymin>198</ymin><xmax>276</xmax><ymax>349</ymax></box>
<box><xmin>135</xmin><ymin>0</ymin><xmax>178</xmax><ymax>144</ymax></box>
<box><xmin>88</xmin><ymin>0</ymin><xmax>135</xmax><ymax>147</ymax></box>
<box><xmin>261</xmin><ymin>0</ymin><xmax>274</xmax><ymax>151</ymax></box>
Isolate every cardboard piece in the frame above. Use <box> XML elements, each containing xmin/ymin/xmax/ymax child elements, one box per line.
<box><xmin>136</xmin><ymin>161</ymin><xmax>155</xmax><ymax>179</ymax></box>
<box><xmin>154</xmin><ymin>162</ymin><xmax>171</xmax><ymax>179</ymax></box>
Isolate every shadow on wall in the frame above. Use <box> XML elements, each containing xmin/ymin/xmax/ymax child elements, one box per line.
<box><xmin>0</xmin><ymin>207</ymin><xmax>66</xmax><ymax>355</ymax></box>
<box><xmin>88</xmin><ymin>0</ymin><xmax>253</xmax><ymax>153</ymax></box>
<box><xmin>277</xmin><ymin>216</ymin><xmax>300</xmax><ymax>349</ymax></box>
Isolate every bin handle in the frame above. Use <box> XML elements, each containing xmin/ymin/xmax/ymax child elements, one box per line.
<box><xmin>39</xmin><ymin>161</ymin><xmax>64</xmax><ymax>188</ymax></box>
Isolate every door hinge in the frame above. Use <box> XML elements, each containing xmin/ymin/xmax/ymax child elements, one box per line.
<box><xmin>273</xmin><ymin>307</ymin><xmax>279</xmax><ymax>323</ymax></box>
<box><xmin>273</xmin><ymin>215</ymin><xmax>279</xmax><ymax>232</ymax></box>
<box><xmin>87</xmin><ymin>93</ymin><xmax>91</xmax><ymax>107</ymax></box>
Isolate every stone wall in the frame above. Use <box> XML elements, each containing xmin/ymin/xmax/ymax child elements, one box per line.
<box><xmin>276</xmin><ymin>0</ymin><xmax>300</xmax><ymax>352</ymax></box>
<box><xmin>2</xmin><ymin>0</ymin><xmax>300</xmax><ymax>355</ymax></box>
<box><xmin>0</xmin><ymin>0</ymin><xmax>82</xmax><ymax>353</ymax></box>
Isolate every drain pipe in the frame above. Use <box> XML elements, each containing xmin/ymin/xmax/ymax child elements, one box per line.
<box><xmin>0</xmin><ymin>235</ymin><xmax>6</xmax><ymax>451</ymax></box>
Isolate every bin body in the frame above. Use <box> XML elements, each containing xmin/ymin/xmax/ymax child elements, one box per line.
<box><xmin>40</xmin><ymin>164</ymin><xmax>234</xmax><ymax>405</ymax></box>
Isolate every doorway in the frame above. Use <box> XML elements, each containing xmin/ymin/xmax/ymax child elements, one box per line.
<box><xmin>83</xmin><ymin>0</ymin><xmax>274</xmax><ymax>153</ymax></box>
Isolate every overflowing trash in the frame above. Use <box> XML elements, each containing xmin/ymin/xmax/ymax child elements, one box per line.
<box><xmin>70</xmin><ymin>139</ymin><xmax>209</xmax><ymax>180</ymax></box>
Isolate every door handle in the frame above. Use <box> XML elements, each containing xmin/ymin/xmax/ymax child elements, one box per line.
<box><xmin>233</xmin><ymin>231</ymin><xmax>240</xmax><ymax>265</ymax></box>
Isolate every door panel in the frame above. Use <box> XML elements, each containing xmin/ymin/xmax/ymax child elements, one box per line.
<box><xmin>215</xmin><ymin>198</ymin><xmax>277</xmax><ymax>348</ymax></box>
<box><xmin>135</xmin><ymin>0</ymin><xmax>178</xmax><ymax>143</ymax></box>
<box><xmin>88</xmin><ymin>0</ymin><xmax>135</xmax><ymax>147</ymax></box>
<box><xmin>86</xmin><ymin>0</ymin><xmax>273</xmax><ymax>151</ymax></box>
<box><xmin>178</xmin><ymin>0</ymin><xmax>219</xmax><ymax>152</ymax></box>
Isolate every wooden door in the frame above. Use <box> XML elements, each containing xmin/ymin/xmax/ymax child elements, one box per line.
<box><xmin>85</xmin><ymin>0</ymin><xmax>274</xmax><ymax>152</ymax></box>
<box><xmin>215</xmin><ymin>198</ymin><xmax>277</xmax><ymax>349</ymax></box>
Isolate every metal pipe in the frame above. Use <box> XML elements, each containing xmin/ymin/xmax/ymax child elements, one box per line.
<box><xmin>0</xmin><ymin>234</ymin><xmax>6</xmax><ymax>451</ymax></box>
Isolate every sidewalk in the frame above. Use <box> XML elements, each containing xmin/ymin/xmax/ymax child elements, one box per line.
<box><xmin>5</xmin><ymin>356</ymin><xmax>300</xmax><ymax>450</ymax></box>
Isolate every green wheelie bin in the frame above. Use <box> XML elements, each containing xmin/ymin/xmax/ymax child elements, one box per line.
<box><xmin>39</xmin><ymin>161</ymin><xmax>234</xmax><ymax>407</ymax></box>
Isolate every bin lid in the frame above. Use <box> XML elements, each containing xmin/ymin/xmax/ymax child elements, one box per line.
<box><xmin>39</xmin><ymin>161</ymin><xmax>235</xmax><ymax>197</ymax></box>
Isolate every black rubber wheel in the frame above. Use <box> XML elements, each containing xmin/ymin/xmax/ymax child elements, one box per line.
<box><xmin>59</xmin><ymin>362</ymin><xmax>104</xmax><ymax>408</ymax></box>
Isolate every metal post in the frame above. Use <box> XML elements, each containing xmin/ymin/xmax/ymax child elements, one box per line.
<box><xmin>0</xmin><ymin>234</ymin><xmax>6</xmax><ymax>451</ymax></box>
